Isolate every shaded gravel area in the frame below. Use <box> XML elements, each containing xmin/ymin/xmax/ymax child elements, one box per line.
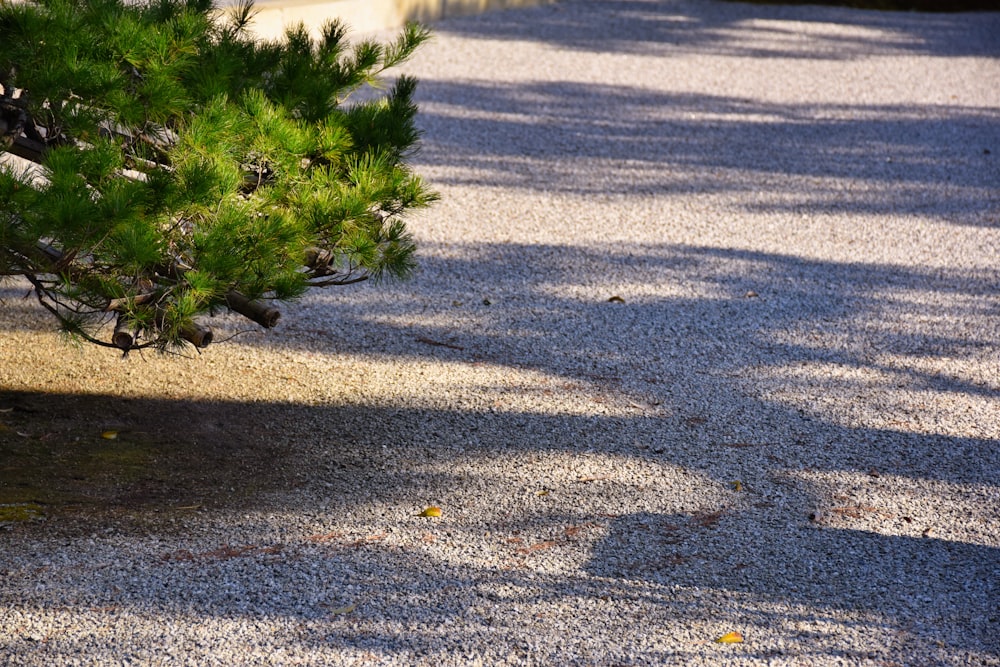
<box><xmin>2</xmin><ymin>1</ymin><xmax>999</xmax><ymax>664</ymax></box>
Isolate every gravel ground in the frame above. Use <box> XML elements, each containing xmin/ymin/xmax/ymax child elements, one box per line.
<box><xmin>2</xmin><ymin>1</ymin><xmax>1000</xmax><ymax>665</ymax></box>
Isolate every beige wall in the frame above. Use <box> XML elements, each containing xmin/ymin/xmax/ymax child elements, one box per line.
<box><xmin>231</xmin><ymin>0</ymin><xmax>554</xmax><ymax>38</ymax></box>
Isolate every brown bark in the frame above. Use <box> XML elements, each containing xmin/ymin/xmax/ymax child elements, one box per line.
<box><xmin>104</xmin><ymin>291</ymin><xmax>159</xmax><ymax>313</ymax></box>
<box><xmin>225</xmin><ymin>291</ymin><xmax>281</xmax><ymax>329</ymax></box>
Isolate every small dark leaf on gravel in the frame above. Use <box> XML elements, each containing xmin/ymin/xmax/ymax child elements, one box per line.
<box><xmin>607</xmin><ymin>295</ymin><xmax>625</xmax><ymax>303</ymax></box>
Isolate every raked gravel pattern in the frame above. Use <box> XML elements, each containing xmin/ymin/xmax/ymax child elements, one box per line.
<box><xmin>2</xmin><ymin>0</ymin><xmax>1000</xmax><ymax>664</ymax></box>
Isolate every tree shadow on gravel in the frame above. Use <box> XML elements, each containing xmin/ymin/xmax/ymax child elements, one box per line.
<box><xmin>0</xmin><ymin>389</ymin><xmax>997</xmax><ymax>661</ymax></box>
<box><xmin>3</xmin><ymin>240</ymin><xmax>998</xmax><ymax>486</ymax></box>
<box><xmin>435</xmin><ymin>0</ymin><xmax>1000</xmax><ymax>58</ymax></box>
<box><xmin>7</xmin><ymin>534</ymin><xmax>996</xmax><ymax>662</ymax></box>
<box><xmin>588</xmin><ymin>511</ymin><xmax>999</xmax><ymax>658</ymax></box>
<box><xmin>278</xmin><ymin>242</ymin><xmax>1000</xmax><ymax>408</ymax></box>
<box><xmin>2</xmin><ymin>244</ymin><xmax>998</xmax><ymax>660</ymax></box>
<box><xmin>412</xmin><ymin>80</ymin><xmax>1000</xmax><ymax>225</ymax></box>
<box><xmin>2</xmin><ymin>245</ymin><xmax>998</xmax><ymax>657</ymax></box>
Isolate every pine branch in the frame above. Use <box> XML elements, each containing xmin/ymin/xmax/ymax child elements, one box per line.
<box><xmin>1</xmin><ymin>0</ymin><xmax>436</xmax><ymax>352</ymax></box>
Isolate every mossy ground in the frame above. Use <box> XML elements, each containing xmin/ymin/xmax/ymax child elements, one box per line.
<box><xmin>0</xmin><ymin>391</ymin><xmax>296</xmax><ymax>533</ymax></box>
<box><xmin>0</xmin><ymin>502</ymin><xmax>45</xmax><ymax>522</ymax></box>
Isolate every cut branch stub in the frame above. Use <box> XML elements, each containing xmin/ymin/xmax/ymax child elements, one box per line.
<box><xmin>180</xmin><ymin>322</ymin><xmax>213</xmax><ymax>348</ymax></box>
<box><xmin>153</xmin><ymin>310</ymin><xmax>213</xmax><ymax>349</ymax></box>
<box><xmin>112</xmin><ymin>314</ymin><xmax>139</xmax><ymax>350</ymax></box>
<box><xmin>225</xmin><ymin>290</ymin><xmax>281</xmax><ymax>328</ymax></box>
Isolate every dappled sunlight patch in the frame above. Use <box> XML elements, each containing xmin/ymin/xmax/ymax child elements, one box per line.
<box><xmin>0</xmin><ymin>294</ymin><xmax>669</xmax><ymax>419</ymax></box>
<box><xmin>0</xmin><ymin>566</ymin><xmax>941</xmax><ymax>665</ymax></box>
<box><xmin>535</xmin><ymin>281</ymin><xmax>726</xmax><ymax>304</ymax></box>
<box><xmin>730</xmin><ymin>17</ymin><xmax>919</xmax><ymax>53</ymax></box>
<box><xmin>747</xmin><ymin>358</ymin><xmax>998</xmax><ymax>439</ymax></box>
<box><xmin>270</xmin><ymin>448</ymin><xmax>731</xmax><ymax>577</ymax></box>
<box><xmin>785</xmin><ymin>469</ymin><xmax>999</xmax><ymax>547</ymax></box>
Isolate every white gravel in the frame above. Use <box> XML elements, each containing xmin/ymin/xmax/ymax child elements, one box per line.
<box><xmin>2</xmin><ymin>1</ymin><xmax>1000</xmax><ymax>665</ymax></box>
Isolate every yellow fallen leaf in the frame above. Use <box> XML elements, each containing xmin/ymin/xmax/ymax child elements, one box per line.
<box><xmin>418</xmin><ymin>506</ymin><xmax>442</xmax><ymax>517</ymax></box>
<box><xmin>730</xmin><ymin>480</ymin><xmax>743</xmax><ymax>492</ymax></box>
<box><xmin>101</xmin><ymin>430</ymin><xmax>118</xmax><ymax>440</ymax></box>
<box><xmin>535</xmin><ymin>490</ymin><xmax>550</xmax><ymax>496</ymax></box>
<box><xmin>715</xmin><ymin>631</ymin><xmax>744</xmax><ymax>644</ymax></box>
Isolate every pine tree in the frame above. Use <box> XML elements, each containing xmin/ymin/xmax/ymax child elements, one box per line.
<box><xmin>0</xmin><ymin>0</ymin><xmax>436</xmax><ymax>352</ymax></box>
